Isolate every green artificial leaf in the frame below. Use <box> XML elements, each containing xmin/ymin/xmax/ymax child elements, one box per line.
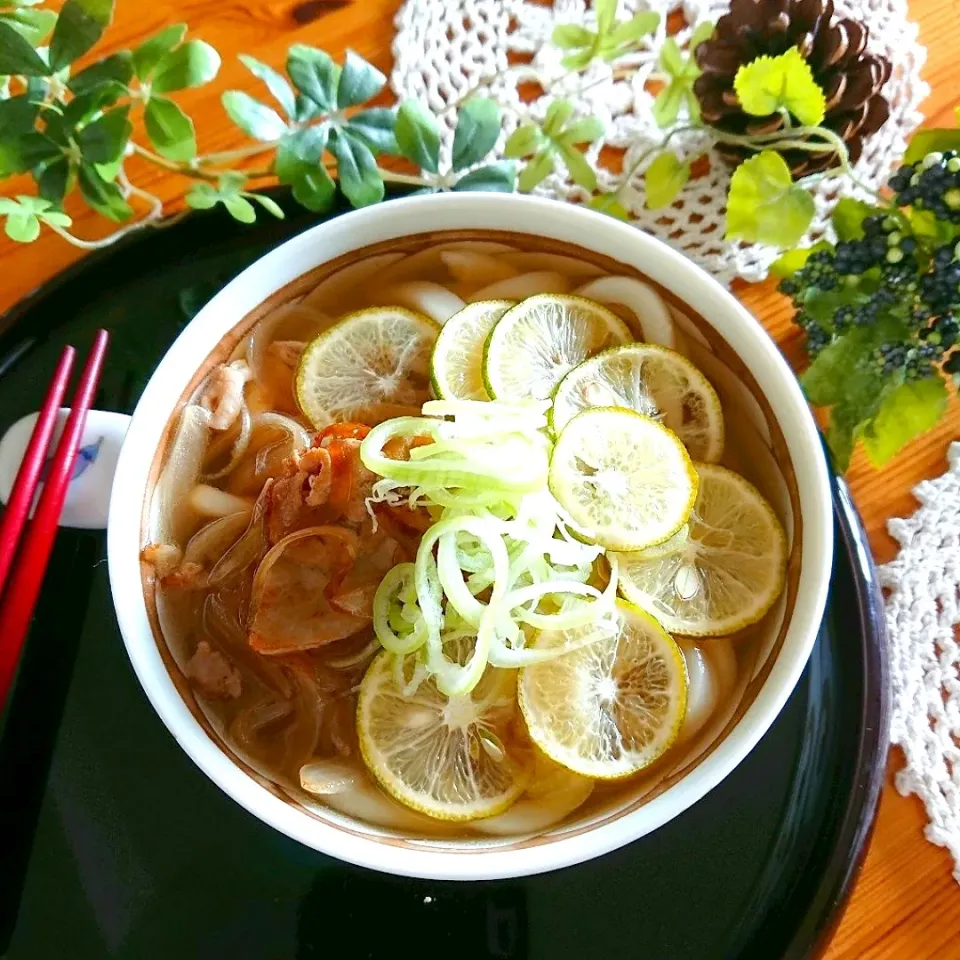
<box><xmin>652</xmin><ymin>81</ymin><xmax>685</xmax><ymax>127</ymax></box>
<box><xmin>2</xmin><ymin>6</ymin><xmax>56</xmax><ymax>46</ymax></box>
<box><xmin>551</xmin><ymin>24</ymin><xmax>593</xmax><ymax>50</ymax></box>
<box><xmin>504</xmin><ymin>123</ymin><xmax>542</xmax><ymax>159</ymax></box>
<box><xmin>452</xmin><ymin>160</ymin><xmax>516</xmax><ymax>193</ymax></box>
<box><xmin>132</xmin><ymin>23</ymin><xmax>185</xmax><ymax>80</ymax></box>
<box><xmin>726</xmin><ymin>150</ymin><xmax>815</xmax><ymax>247</ymax></box>
<box><xmin>451</xmin><ymin>97</ymin><xmax>501</xmax><ymax>171</ymax></box>
<box><xmin>607</xmin><ymin>11</ymin><xmax>659</xmax><ymax>49</ymax></box>
<box><xmin>800</xmin><ymin>329</ymin><xmax>874</xmax><ymax>406</ymax></box>
<box><xmin>689</xmin><ymin>20</ymin><xmax>715</xmax><ymax>50</ymax></box>
<box><xmin>94</xmin><ymin>157</ymin><xmax>120</xmax><ymax>180</ymax></box>
<box><xmin>330</xmin><ymin>128</ymin><xmax>383</xmax><ymax>207</ymax></box>
<box><xmin>222</xmin><ymin>89</ymin><xmax>288</xmax><ymax>141</ymax></box>
<box><xmin>239</xmin><ymin>53</ymin><xmax>295</xmax><ymax>118</ymax></box>
<box><xmin>0</xmin><ymin>130</ymin><xmax>58</xmax><ymax>175</ymax></box>
<box><xmin>561</xmin><ymin>116</ymin><xmax>605</xmax><ymax>144</ymax></box>
<box><xmin>861</xmin><ymin>377</ymin><xmax>948</xmax><ymax>466</ymax></box>
<box><xmin>151</xmin><ymin>39</ymin><xmax>220</xmax><ymax>94</ymax></box>
<box><xmin>345</xmin><ymin>106</ymin><xmax>397</xmax><ymax>153</ymax></box>
<box><xmin>0</xmin><ymin>19</ymin><xmax>49</xmax><ymax>74</ymax></box>
<box><xmin>274</xmin><ymin>125</ymin><xmax>328</xmax><ymax>183</ymax></box>
<box><xmin>48</xmin><ymin>0</ymin><xmax>112</xmax><ymax>72</ymax></box>
<box><xmin>3</xmin><ymin>208</ymin><xmax>39</xmax><ymax>241</ymax></box>
<box><xmin>0</xmin><ymin>194</ymin><xmax>70</xmax><ymax>220</ymax></box>
<box><xmin>804</xmin><ymin>327</ymin><xmax>895</xmax><ymax>468</ymax></box>
<box><xmin>594</xmin><ymin>0</ymin><xmax>617</xmax><ymax>36</ymax></box>
<box><xmin>35</xmin><ymin>156</ymin><xmax>71</xmax><ymax>202</ymax></box>
<box><xmin>769</xmin><ymin>240</ymin><xmax>831</xmax><ymax>278</ymax></box>
<box><xmin>518</xmin><ymin>149</ymin><xmax>554</xmax><ymax>191</ymax></box>
<box><xmin>250</xmin><ymin>193</ymin><xmax>284</xmax><ymax>219</ymax></box>
<box><xmin>336</xmin><ymin>49</ymin><xmax>385</xmax><ymax>108</ymax></box>
<box><xmin>543</xmin><ymin>99</ymin><xmax>575</xmax><ymax>138</ymax></box>
<box><xmin>557</xmin><ymin>142</ymin><xmax>596</xmax><ymax>190</ymax></box>
<box><xmin>78</xmin><ymin>161</ymin><xmax>132</xmax><ymax>221</ymax></box>
<box><xmin>510</xmin><ymin>101</ymin><xmax>603</xmax><ymax>189</ymax></box>
<box><xmin>0</xmin><ymin>194</ymin><xmax>71</xmax><ymax>243</ymax></box>
<box><xmin>831</xmin><ymin>197</ymin><xmax>883</xmax><ymax>240</ymax></box>
<box><xmin>0</xmin><ymin>92</ymin><xmax>37</xmax><ymax>134</ymax></box>
<box><xmin>69</xmin><ymin>50</ymin><xmax>132</xmax><ymax>95</ymax></box>
<box><xmin>588</xmin><ymin>191</ymin><xmax>630</xmax><ymax>219</ymax></box>
<box><xmin>658</xmin><ymin>37</ymin><xmax>685</xmax><ymax>78</ymax></box>
<box><xmin>36</xmin><ymin>82</ymin><xmax>123</xmax><ymax>154</ymax></box>
<box><xmin>287</xmin><ymin>44</ymin><xmax>339</xmax><ymax>113</ymax></box>
<box><xmin>802</xmin><ymin>286</ymin><xmax>873</xmax><ymax>328</ymax></box>
<box><xmin>733</xmin><ymin>47</ymin><xmax>826</xmax><ymax>125</ymax></box>
<box><xmin>395</xmin><ymin>99</ymin><xmax>440</xmax><ymax>173</ymax></box>
<box><xmin>561</xmin><ymin>47</ymin><xmax>597</xmax><ymax>71</ymax></box>
<box><xmin>904</xmin><ymin>128</ymin><xmax>960</xmax><ymax>165</ymax></box>
<box><xmin>644</xmin><ymin>151</ymin><xmax>690</xmax><ymax>208</ymax></box>
<box><xmin>76</xmin><ymin>104</ymin><xmax>130</xmax><ymax>163</ymax></box>
<box><xmin>185</xmin><ymin>182</ymin><xmax>218</xmax><ymax>210</ymax></box>
<box><xmin>185</xmin><ymin>174</ymin><xmax>271</xmax><ymax>224</ymax></box>
<box><xmin>824</xmin><ymin>400</ymin><xmax>859</xmax><ymax>470</ymax></box>
<box><xmin>907</xmin><ymin>207</ymin><xmax>956</xmax><ymax>245</ymax></box>
<box><xmin>144</xmin><ymin>95</ymin><xmax>196</xmax><ymax>160</ymax></box>
<box><xmin>292</xmin><ymin>165</ymin><xmax>336</xmax><ymax>212</ymax></box>
<box><xmin>223</xmin><ymin>194</ymin><xmax>256</xmax><ymax>223</ymax></box>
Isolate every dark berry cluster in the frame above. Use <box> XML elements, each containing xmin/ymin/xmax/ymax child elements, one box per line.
<box><xmin>795</xmin><ymin>312</ymin><xmax>829</xmax><ymax>357</ymax></box>
<box><xmin>784</xmin><ymin>151</ymin><xmax>960</xmax><ymax>387</ymax></box>
<box><xmin>890</xmin><ymin>151</ymin><xmax>960</xmax><ymax>223</ymax></box>
<box><xmin>877</xmin><ymin>341</ymin><xmax>908</xmax><ymax>375</ymax></box>
<box><xmin>919</xmin><ymin>243</ymin><xmax>960</xmax><ymax>313</ymax></box>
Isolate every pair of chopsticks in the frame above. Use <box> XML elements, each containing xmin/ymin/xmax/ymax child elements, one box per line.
<box><xmin>0</xmin><ymin>329</ymin><xmax>110</xmax><ymax>715</ymax></box>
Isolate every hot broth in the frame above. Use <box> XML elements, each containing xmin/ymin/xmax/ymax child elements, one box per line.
<box><xmin>142</xmin><ymin>232</ymin><xmax>798</xmax><ymax>839</ymax></box>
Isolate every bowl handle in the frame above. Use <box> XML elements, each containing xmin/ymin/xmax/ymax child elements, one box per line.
<box><xmin>0</xmin><ymin>409</ymin><xmax>130</xmax><ymax>530</ymax></box>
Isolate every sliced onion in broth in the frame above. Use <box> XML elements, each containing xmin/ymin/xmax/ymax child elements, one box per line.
<box><xmin>248</xmin><ymin>526</ymin><xmax>367</xmax><ymax>655</ymax></box>
<box><xmin>153</xmin><ymin>404</ymin><xmax>211</xmax><ymax>546</ymax></box>
<box><xmin>183</xmin><ymin>512</ymin><xmax>251</xmax><ymax>568</ymax></box>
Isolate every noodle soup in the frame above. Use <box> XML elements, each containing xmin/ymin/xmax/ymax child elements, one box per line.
<box><xmin>141</xmin><ymin>229</ymin><xmax>801</xmax><ymax>842</ymax></box>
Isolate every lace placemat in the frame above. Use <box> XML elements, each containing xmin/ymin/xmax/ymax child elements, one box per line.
<box><xmin>391</xmin><ymin>0</ymin><xmax>929</xmax><ymax>285</ymax></box>
<box><xmin>883</xmin><ymin>443</ymin><xmax>960</xmax><ymax>883</ymax></box>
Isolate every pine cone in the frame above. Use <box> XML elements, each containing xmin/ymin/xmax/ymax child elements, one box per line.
<box><xmin>694</xmin><ymin>0</ymin><xmax>891</xmax><ymax>177</ymax></box>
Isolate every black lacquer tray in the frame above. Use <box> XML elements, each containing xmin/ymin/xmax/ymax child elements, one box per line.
<box><xmin>0</xmin><ymin>192</ymin><xmax>888</xmax><ymax>960</ymax></box>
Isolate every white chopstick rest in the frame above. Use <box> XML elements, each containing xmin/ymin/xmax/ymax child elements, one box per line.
<box><xmin>0</xmin><ymin>409</ymin><xmax>130</xmax><ymax>530</ymax></box>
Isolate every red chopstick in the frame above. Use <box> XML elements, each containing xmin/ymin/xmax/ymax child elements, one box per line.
<box><xmin>0</xmin><ymin>330</ymin><xmax>110</xmax><ymax>711</ymax></box>
<box><xmin>0</xmin><ymin>346</ymin><xmax>76</xmax><ymax>594</ymax></box>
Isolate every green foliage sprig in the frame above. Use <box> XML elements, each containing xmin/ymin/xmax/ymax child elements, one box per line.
<box><xmin>0</xmin><ymin>0</ymin><xmax>952</xmax><ymax>468</ymax></box>
<box><xmin>0</xmin><ymin>0</ymin><xmax>515</xmax><ymax>247</ymax></box>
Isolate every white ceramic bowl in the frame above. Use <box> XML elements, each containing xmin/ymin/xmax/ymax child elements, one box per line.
<box><xmin>105</xmin><ymin>193</ymin><xmax>832</xmax><ymax>880</ymax></box>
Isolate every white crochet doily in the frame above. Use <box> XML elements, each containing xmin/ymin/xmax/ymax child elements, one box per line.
<box><xmin>884</xmin><ymin>443</ymin><xmax>960</xmax><ymax>883</ymax></box>
<box><xmin>391</xmin><ymin>0</ymin><xmax>929</xmax><ymax>285</ymax></box>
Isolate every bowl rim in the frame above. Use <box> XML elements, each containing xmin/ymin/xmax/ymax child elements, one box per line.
<box><xmin>107</xmin><ymin>191</ymin><xmax>833</xmax><ymax>880</ymax></box>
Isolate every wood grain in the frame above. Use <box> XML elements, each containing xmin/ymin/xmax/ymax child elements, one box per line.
<box><xmin>0</xmin><ymin>1</ymin><xmax>958</xmax><ymax>955</ymax></box>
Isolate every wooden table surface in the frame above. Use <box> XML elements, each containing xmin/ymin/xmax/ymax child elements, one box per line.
<box><xmin>1</xmin><ymin>0</ymin><xmax>958</xmax><ymax>956</ymax></box>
